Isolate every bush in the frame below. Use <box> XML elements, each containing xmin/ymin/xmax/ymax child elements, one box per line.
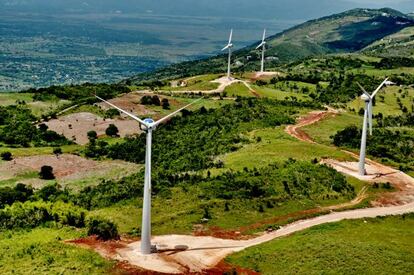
<box><xmin>105</xmin><ymin>124</ymin><xmax>119</xmax><ymax>137</ymax></box>
<box><xmin>87</xmin><ymin>131</ymin><xmax>98</xmax><ymax>142</ymax></box>
<box><xmin>87</xmin><ymin>217</ymin><xmax>120</xmax><ymax>241</ymax></box>
<box><xmin>1</xmin><ymin>152</ymin><xmax>12</xmax><ymax>161</ymax></box>
<box><xmin>161</xmin><ymin>98</ymin><xmax>170</xmax><ymax>110</ymax></box>
<box><xmin>0</xmin><ymin>200</ymin><xmax>86</xmax><ymax>230</ymax></box>
<box><xmin>39</xmin><ymin>166</ymin><xmax>55</xmax><ymax>180</ymax></box>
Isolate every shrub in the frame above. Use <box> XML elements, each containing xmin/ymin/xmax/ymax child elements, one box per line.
<box><xmin>1</xmin><ymin>151</ymin><xmax>12</xmax><ymax>161</ymax></box>
<box><xmin>87</xmin><ymin>130</ymin><xmax>98</xmax><ymax>142</ymax></box>
<box><xmin>87</xmin><ymin>217</ymin><xmax>120</xmax><ymax>241</ymax></box>
<box><xmin>105</xmin><ymin>124</ymin><xmax>119</xmax><ymax>137</ymax></box>
<box><xmin>39</xmin><ymin>166</ymin><xmax>55</xmax><ymax>180</ymax></box>
<box><xmin>161</xmin><ymin>98</ymin><xmax>170</xmax><ymax>110</ymax></box>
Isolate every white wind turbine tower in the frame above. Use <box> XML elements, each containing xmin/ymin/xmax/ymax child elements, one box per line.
<box><xmin>222</xmin><ymin>29</ymin><xmax>234</xmax><ymax>79</ymax></box>
<box><xmin>256</xmin><ymin>29</ymin><xmax>267</xmax><ymax>73</ymax></box>
<box><xmin>95</xmin><ymin>95</ymin><xmax>202</xmax><ymax>254</ymax></box>
<box><xmin>356</xmin><ymin>78</ymin><xmax>389</xmax><ymax>176</ymax></box>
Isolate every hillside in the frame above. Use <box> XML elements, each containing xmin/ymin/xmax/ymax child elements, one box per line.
<box><xmin>257</xmin><ymin>8</ymin><xmax>413</xmax><ymax>61</ymax></box>
<box><xmin>127</xmin><ymin>8</ymin><xmax>414</xmax><ymax>85</ymax></box>
<box><xmin>363</xmin><ymin>26</ymin><xmax>414</xmax><ymax>57</ymax></box>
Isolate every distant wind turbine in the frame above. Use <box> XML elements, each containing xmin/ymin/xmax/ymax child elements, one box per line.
<box><xmin>356</xmin><ymin>78</ymin><xmax>389</xmax><ymax>176</ymax></box>
<box><xmin>95</xmin><ymin>95</ymin><xmax>202</xmax><ymax>254</ymax></box>
<box><xmin>256</xmin><ymin>29</ymin><xmax>267</xmax><ymax>73</ymax></box>
<box><xmin>222</xmin><ymin>29</ymin><xmax>234</xmax><ymax>79</ymax></box>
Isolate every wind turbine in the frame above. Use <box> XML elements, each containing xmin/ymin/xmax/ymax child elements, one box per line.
<box><xmin>95</xmin><ymin>95</ymin><xmax>202</xmax><ymax>254</ymax></box>
<box><xmin>356</xmin><ymin>78</ymin><xmax>389</xmax><ymax>176</ymax></box>
<box><xmin>222</xmin><ymin>29</ymin><xmax>234</xmax><ymax>79</ymax></box>
<box><xmin>256</xmin><ymin>29</ymin><xmax>267</xmax><ymax>73</ymax></box>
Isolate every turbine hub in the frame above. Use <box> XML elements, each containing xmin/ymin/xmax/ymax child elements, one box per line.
<box><xmin>141</xmin><ymin>118</ymin><xmax>155</xmax><ymax>131</ymax></box>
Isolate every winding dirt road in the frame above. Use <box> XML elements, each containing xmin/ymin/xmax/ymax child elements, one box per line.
<box><xmin>80</xmin><ymin>108</ymin><xmax>414</xmax><ymax>274</ymax></box>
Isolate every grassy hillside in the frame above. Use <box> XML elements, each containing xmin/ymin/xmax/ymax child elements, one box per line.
<box><xmin>364</xmin><ymin>26</ymin><xmax>414</xmax><ymax>58</ymax></box>
<box><xmin>227</xmin><ymin>214</ymin><xmax>414</xmax><ymax>274</ymax></box>
<box><xmin>258</xmin><ymin>8</ymin><xmax>413</xmax><ymax>61</ymax></box>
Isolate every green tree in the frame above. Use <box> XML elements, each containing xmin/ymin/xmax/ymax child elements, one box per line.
<box><xmin>105</xmin><ymin>124</ymin><xmax>119</xmax><ymax>137</ymax></box>
<box><xmin>39</xmin><ymin>166</ymin><xmax>55</xmax><ymax>180</ymax></box>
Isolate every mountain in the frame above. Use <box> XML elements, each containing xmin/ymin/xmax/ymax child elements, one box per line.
<box><xmin>127</xmin><ymin>8</ymin><xmax>414</xmax><ymax>84</ymax></box>
<box><xmin>242</xmin><ymin>8</ymin><xmax>414</xmax><ymax>62</ymax></box>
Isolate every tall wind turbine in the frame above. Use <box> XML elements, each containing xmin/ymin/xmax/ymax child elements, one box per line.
<box><xmin>356</xmin><ymin>78</ymin><xmax>389</xmax><ymax>176</ymax></box>
<box><xmin>95</xmin><ymin>95</ymin><xmax>202</xmax><ymax>254</ymax></box>
<box><xmin>256</xmin><ymin>29</ymin><xmax>267</xmax><ymax>73</ymax></box>
<box><xmin>222</xmin><ymin>29</ymin><xmax>234</xmax><ymax>79</ymax></box>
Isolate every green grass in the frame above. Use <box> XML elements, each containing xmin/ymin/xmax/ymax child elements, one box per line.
<box><xmin>224</xmin><ymin>82</ymin><xmax>254</xmax><ymax>97</ymax></box>
<box><xmin>0</xmin><ymin>145</ymin><xmax>82</xmax><ymax>157</ymax></box>
<box><xmin>302</xmin><ymin>112</ymin><xmax>362</xmax><ymax>145</ymax></box>
<box><xmin>0</xmin><ymin>92</ymin><xmax>71</xmax><ymax>117</ymax></box>
<box><xmin>0</xmin><ymin>227</ymin><xmax>113</xmax><ymax>274</ymax></box>
<box><xmin>253</xmin><ymin>85</ymin><xmax>311</xmax><ymax>101</ymax></box>
<box><xmin>211</xmin><ymin>127</ymin><xmax>353</xmax><ymax>173</ymax></box>
<box><xmin>347</xmin><ymin>86</ymin><xmax>414</xmax><ymax>116</ymax></box>
<box><xmin>163</xmin><ymin>74</ymin><xmax>221</xmax><ymax>91</ymax></box>
<box><xmin>0</xmin><ymin>93</ymin><xmax>34</xmax><ymax>106</ymax></box>
<box><xmin>227</xmin><ymin>214</ymin><xmax>414</xmax><ymax>274</ymax></box>
<box><xmin>0</xmin><ymin>171</ymin><xmax>39</xmax><ymax>187</ymax></box>
<box><xmin>351</xmin><ymin>66</ymin><xmax>414</xmax><ymax>77</ymax></box>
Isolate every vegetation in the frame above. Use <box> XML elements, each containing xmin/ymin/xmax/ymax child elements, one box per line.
<box><xmin>87</xmin><ymin>217</ymin><xmax>120</xmax><ymax>241</ymax></box>
<box><xmin>0</xmin><ymin>105</ymin><xmax>72</xmax><ymax>147</ymax></box>
<box><xmin>333</xmin><ymin>126</ymin><xmax>413</xmax><ymax>172</ymax></box>
<box><xmin>227</xmin><ymin>214</ymin><xmax>414</xmax><ymax>274</ymax></box>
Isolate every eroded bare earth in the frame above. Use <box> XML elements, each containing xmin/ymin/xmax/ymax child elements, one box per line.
<box><xmin>46</xmin><ymin>112</ymin><xmax>141</xmax><ymax>145</ymax></box>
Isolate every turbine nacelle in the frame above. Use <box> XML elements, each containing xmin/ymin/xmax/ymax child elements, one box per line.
<box><xmin>360</xmin><ymin>94</ymin><xmax>370</xmax><ymax>102</ymax></box>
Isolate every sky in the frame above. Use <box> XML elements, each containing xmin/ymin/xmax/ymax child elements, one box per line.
<box><xmin>0</xmin><ymin>0</ymin><xmax>413</xmax><ymax>18</ymax></box>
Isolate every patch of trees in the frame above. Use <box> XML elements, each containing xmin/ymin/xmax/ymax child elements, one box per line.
<box><xmin>381</xmin><ymin>113</ymin><xmax>414</xmax><ymax>127</ymax></box>
<box><xmin>0</xmin><ymin>106</ymin><xmax>71</xmax><ymax>147</ymax></box>
<box><xmin>26</xmin><ymin>83</ymin><xmax>130</xmax><ymax>104</ymax></box>
<box><xmin>0</xmin><ymin>184</ymin><xmax>33</xmax><ymax>208</ymax></box>
<box><xmin>317</xmin><ymin>74</ymin><xmax>381</xmax><ymax>103</ymax></box>
<box><xmin>198</xmin><ymin>160</ymin><xmax>354</xmax><ymax>200</ymax></box>
<box><xmin>332</xmin><ymin>126</ymin><xmax>414</xmax><ymax>171</ymax></box>
<box><xmin>375</xmin><ymin>57</ymin><xmax>414</xmax><ymax>69</ymax></box>
<box><xmin>0</xmin><ymin>200</ymin><xmax>119</xmax><ymax>240</ymax></box>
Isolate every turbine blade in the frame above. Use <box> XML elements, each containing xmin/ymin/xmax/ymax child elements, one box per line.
<box><xmin>356</xmin><ymin>82</ymin><xmax>371</xmax><ymax>98</ymax></box>
<box><xmin>222</xmin><ymin>45</ymin><xmax>230</xmax><ymax>51</ymax></box>
<box><xmin>262</xmin><ymin>29</ymin><xmax>266</xmax><ymax>42</ymax></box>
<box><xmin>95</xmin><ymin>95</ymin><xmax>149</xmax><ymax>126</ymax></box>
<box><xmin>371</xmin><ymin>78</ymin><xmax>389</xmax><ymax>98</ymax></box>
<box><xmin>368</xmin><ymin>100</ymin><xmax>373</xmax><ymax>135</ymax></box>
<box><xmin>228</xmin><ymin>29</ymin><xmax>233</xmax><ymax>44</ymax></box>
<box><xmin>153</xmin><ymin>97</ymin><xmax>203</xmax><ymax>127</ymax></box>
<box><xmin>256</xmin><ymin>42</ymin><xmax>264</xmax><ymax>50</ymax></box>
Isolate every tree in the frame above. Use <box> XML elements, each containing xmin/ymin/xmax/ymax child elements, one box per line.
<box><xmin>152</xmin><ymin>95</ymin><xmax>161</xmax><ymax>106</ymax></box>
<box><xmin>87</xmin><ymin>130</ymin><xmax>98</xmax><ymax>142</ymax></box>
<box><xmin>1</xmin><ymin>152</ymin><xmax>12</xmax><ymax>161</ymax></box>
<box><xmin>162</xmin><ymin>98</ymin><xmax>170</xmax><ymax>110</ymax></box>
<box><xmin>38</xmin><ymin>123</ymin><xmax>48</xmax><ymax>132</ymax></box>
<box><xmin>105</xmin><ymin>109</ymin><xmax>120</xmax><ymax>119</ymax></box>
<box><xmin>39</xmin><ymin>166</ymin><xmax>55</xmax><ymax>180</ymax></box>
<box><xmin>53</xmin><ymin>147</ymin><xmax>62</xmax><ymax>158</ymax></box>
<box><xmin>105</xmin><ymin>124</ymin><xmax>119</xmax><ymax>137</ymax></box>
